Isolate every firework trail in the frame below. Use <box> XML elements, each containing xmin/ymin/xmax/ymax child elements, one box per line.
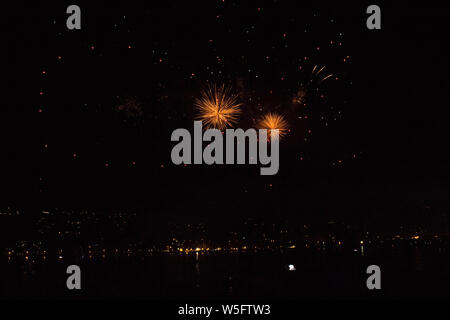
<box><xmin>311</xmin><ymin>65</ymin><xmax>333</xmax><ymax>83</ymax></box>
<box><xmin>292</xmin><ymin>65</ymin><xmax>333</xmax><ymax>105</ymax></box>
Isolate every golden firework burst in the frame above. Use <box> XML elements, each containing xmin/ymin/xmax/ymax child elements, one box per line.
<box><xmin>194</xmin><ymin>84</ymin><xmax>242</xmax><ymax>130</ymax></box>
<box><xmin>256</xmin><ymin>112</ymin><xmax>289</xmax><ymax>139</ymax></box>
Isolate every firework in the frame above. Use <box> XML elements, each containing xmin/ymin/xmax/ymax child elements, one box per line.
<box><xmin>292</xmin><ymin>86</ymin><xmax>308</xmax><ymax>105</ymax></box>
<box><xmin>293</xmin><ymin>65</ymin><xmax>333</xmax><ymax>105</ymax></box>
<box><xmin>256</xmin><ymin>112</ymin><xmax>289</xmax><ymax>139</ymax></box>
<box><xmin>114</xmin><ymin>96</ymin><xmax>144</xmax><ymax>125</ymax></box>
<box><xmin>194</xmin><ymin>84</ymin><xmax>242</xmax><ymax>130</ymax></box>
<box><xmin>311</xmin><ymin>64</ymin><xmax>333</xmax><ymax>83</ymax></box>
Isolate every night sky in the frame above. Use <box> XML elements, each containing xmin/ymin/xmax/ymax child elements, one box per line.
<box><xmin>4</xmin><ymin>1</ymin><xmax>450</xmax><ymax>230</ymax></box>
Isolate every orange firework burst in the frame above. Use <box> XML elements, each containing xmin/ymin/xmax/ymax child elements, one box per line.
<box><xmin>194</xmin><ymin>84</ymin><xmax>242</xmax><ymax>130</ymax></box>
<box><xmin>256</xmin><ymin>112</ymin><xmax>289</xmax><ymax>139</ymax></box>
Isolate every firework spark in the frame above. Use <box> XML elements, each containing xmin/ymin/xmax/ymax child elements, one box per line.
<box><xmin>194</xmin><ymin>84</ymin><xmax>242</xmax><ymax>130</ymax></box>
<box><xmin>311</xmin><ymin>65</ymin><xmax>333</xmax><ymax>83</ymax></box>
<box><xmin>256</xmin><ymin>112</ymin><xmax>289</xmax><ymax>139</ymax></box>
<box><xmin>292</xmin><ymin>86</ymin><xmax>308</xmax><ymax>105</ymax></box>
<box><xmin>293</xmin><ymin>65</ymin><xmax>333</xmax><ymax>105</ymax></box>
<box><xmin>114</xmin><ymin>96</ymin><xmax>144</xmax><ymax>125</ymax></box>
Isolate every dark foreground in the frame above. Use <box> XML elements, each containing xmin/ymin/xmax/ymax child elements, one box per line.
<box><xmin>1</xmin><ymin>246</ymin><xmax>449</xmax><ymax>300</ymax></box>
